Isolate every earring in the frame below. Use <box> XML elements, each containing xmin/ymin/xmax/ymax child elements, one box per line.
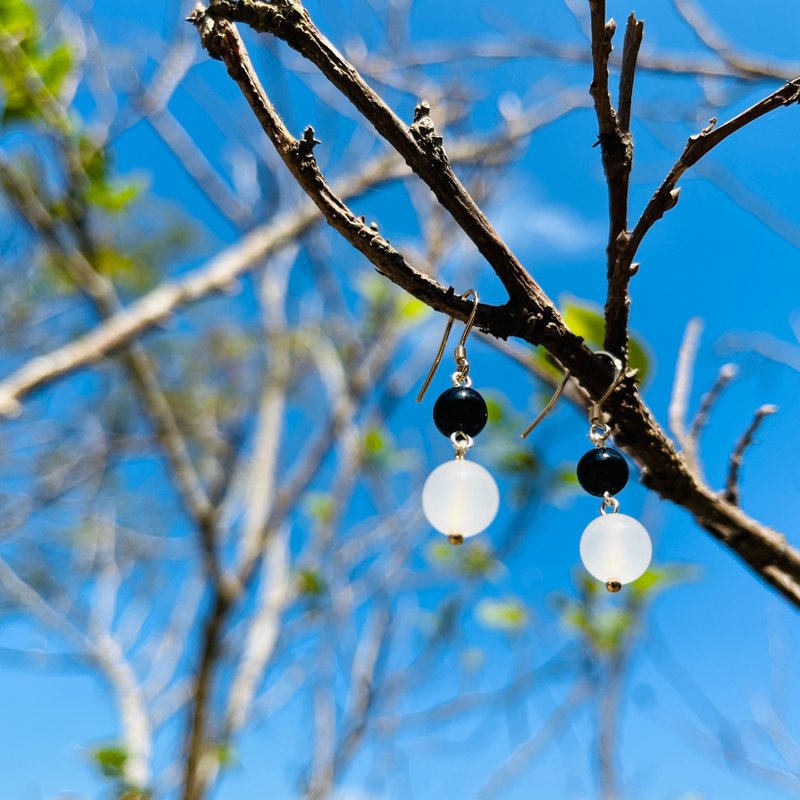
<box><xmin>521</xmin><ymin>352</ymin><xmax>652</xmax><ymax>592</ymax></box>
<box><xmin>417</xmin><ymin>290</ymin><xmax>499</xmax><ymax>546</ymax></box>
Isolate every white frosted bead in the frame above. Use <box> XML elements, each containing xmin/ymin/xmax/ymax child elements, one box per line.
<box><xmin>579</xmin><ymin>513</ymin><xmax>652</xmax><ymax>586</ymax></box>
<box><xmin>422</xmin><ymin>459</ymin><xmax>499</xmax><ymax>538</ymax></box>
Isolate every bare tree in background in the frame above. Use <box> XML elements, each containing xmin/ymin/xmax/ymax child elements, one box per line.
<box><xmin>0</xmin><ymin>0</ymin><xmax>799</xmax><ymax>798</ymax></box>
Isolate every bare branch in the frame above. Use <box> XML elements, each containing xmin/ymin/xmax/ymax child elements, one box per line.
<box><xmin>604</xmin><ymin>67</ymin><xmax>800</xmax><ymax>356</ymax></box>
<box><xmin>668</xmin><ymin>317</ymin><xmax>704</xmax><ymax>467</ymax></box>
<box><xmin>0</xmin><ymin>158</ymin><xmax>221</xmax><ymax>586</ymax></box>
<box><xmin>671</xmin><ymin>0</ymin><xmax>789</xmax><ymax>80</ymax></box>
<box><xmin>477</xmin><ymin>681</ymin><xmax>591</xmax><ymax>800</ymax></box>
<box><xmin>689</xmin><ymin>362</ymin><xmax>739</xmax><ymax>443</ymax></box>
<box><xmin>184</xmin><ymin>3</ymin><xmax>800</xmax><ymax>611</ymax></box>
<box><xmin>358</xmin><ymin>35</ymin><xmax>800</xmax><ymax>83</ymax></box>
<box><xmin>0</xmin><ymin>552</ymin><xmax>152</xmax><ymax>786</ymax></box>
<box><xmin>198</xmin><ymin>0</ymin><xmax>560</xmax><ymax>312</ymax></box>
<box><xmin>223</xmin><ymin>527</ymin><xmax>291</xmax><ymax>733</ymax></box>
<box><xmin>725</xmin><ymin>405</ymin><xmax>778</xmax><ymax>505</ymax></box>
<box><xmin>233</xmin><ymin>250</ymin><xmax>294</xmax><ymax>568</ymax></box>
<box><xmin>0</xmin><ymin>101</ymin><xmax>583</xmax><ymax>421</ymax></box>
<box><xmin>588</xmin><ymin>1</ymin><xmax>617</xmax><ymax>138</ymax></box>
<box><xmin>128</xmin><ymin>38</ymin><xmax>253</xmax><ymax>224</ymax></box>
<box><xmin>617</xmin><ymin>14</ymin><xmax>645</xmax><ymax>133</ymax></box>
<box><xmin>146</xmin><ymin>106</ymin><xmax>254</xmax><ymax>225</ymax></box>
<box><xmin>586</xmin><ymin>4</ymin><xmax>643</xmax><ymax>360</ymax></box>
<box><xmin>623</xmin><ymin>76</ymin><xmax>800</xmax><ymax>283</ymax></box>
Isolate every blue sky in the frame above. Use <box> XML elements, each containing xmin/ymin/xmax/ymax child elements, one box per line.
<box><xmin>2</xmin><ymin>0</ymin><xmax>800</xmax><ymax>798</ymax></box>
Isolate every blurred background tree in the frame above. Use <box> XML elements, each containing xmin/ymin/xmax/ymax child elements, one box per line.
<box><xmin>0</xmin><ymin>1</ymin><xmax>799</xmax><ymax>799</ymax></box>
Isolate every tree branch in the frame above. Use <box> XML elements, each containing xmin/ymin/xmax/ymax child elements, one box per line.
<box><xmin>184</xmin><ymin>5</ymin><xmax>800</xmax><ymax>613</ymax></box>
<box><xmin>587</xmin><ymin>4</ymin><xmax>643</xmax><ymax>361</ymax></box>
<box><xmin>198</xmin><ymin>0</ymin><xmax>559</xmax><ymax>312</ymax></box>
<box><xmin>623</xmin><ymin>76</ymin><xmax>800</xmax><ymax>283</ymax></box>
<box><xmin>617</xmin><ymin>14</ymin><xmax>644</xmax><ymax>134</ymax></box>
<box><xmin>671</xmin><ymin>0</ymin><xmax>789</xmax><ymax>81</ymax></box>
<box><xmin>0</xmin><ymin>98</ymin><xmax>585</xmax><ymax>421</ymax></box>
<box><xmin>725</xmin><ymin>404</ymin><xmax>778</xmax><ymax>505</ymax></box>
<box><xmin>0</xmin><ymin>159</ymin><xmax>223</xmax><ymax>587</ymax></box>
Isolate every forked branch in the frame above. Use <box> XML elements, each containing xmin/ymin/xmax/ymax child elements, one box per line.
<box><xmin>186</xmin><ymin>4</ymin><xmax>800</xmax><ymax>613</ymax></box>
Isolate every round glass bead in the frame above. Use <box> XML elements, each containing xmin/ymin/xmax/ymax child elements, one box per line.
<box><xmin>579</xmin><ymin>513</ymin><xmax>652</xmax><ymax>586</ymax></box>
<box><xmin>433</xmin><ymin>386</ymin><xmax>488</xmax><ymax>438</ymax></box>
<box><xmin>422</xmin><ymin>458</ymin><xmax>499</xmax><ymax>539</ymax></box>
<box><xmin>576</xmin><ymin>447</ymin><xmax>629</xmax><ymax>497</ymax></box>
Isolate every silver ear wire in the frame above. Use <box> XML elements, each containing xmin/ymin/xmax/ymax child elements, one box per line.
<box><xmin>520</xmin><ymin>350</ymin><xmax>630</xmax><ymax>439</ymax></box>
<box><xmin>520</xmin><ymin>369</ymin><xmax>572</xmax><ymax>439</ymax></box>
<box><xmin>416</xmin><ymin>289</ymin><xmax>480</xmax><ymax>403</ymax></box>
<box><xmin>588</xmin><ymin>350</ymin><xmax>626</xmax><ymax>422</ymax></box>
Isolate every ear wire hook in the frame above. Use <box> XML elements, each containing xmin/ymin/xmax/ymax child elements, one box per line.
<box><xmin>589</xmin><ymin>350</ymin><xmax>626</xmax><ymax>422</ymax></box>
<box><xmin>416</xmin><ymin>289</ymin><xmax>480</xmax><ymax>403</ymax></box>
<box><xmin>520</xmin><ymin>369</ymin><xmax>572</xmax><ymax>439</ymax></box>
<box><xmin>520</xmin><ymin>350</ymin><xmax>629</xmax><ymax>438</ymax></box>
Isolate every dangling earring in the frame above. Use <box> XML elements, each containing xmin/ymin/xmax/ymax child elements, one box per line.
<box><xmin>575</xmin><ymin>353</ymin><xmax>651</xmax><ymax>592</ymax></box>
<box><xmin>417</xmin><ymin>290</ymin><xmax>499</xmax><ymax>546</ymax></box>
<box><xmin>521</xmin><ymin>352</ymin><xmax>652</xmax><ymax>591</ymax></box>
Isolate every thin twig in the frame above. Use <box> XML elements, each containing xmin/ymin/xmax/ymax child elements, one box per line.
<box><xmin>671</xmin><ymin>0</ymin><xmax>788</xmax><ymax>80</ymax></box>
<box><xmin>668</xmin><ymin>317</ymin><xmax>703</xmax><ymax>464</ymax></box>
<box><xmin>357</xmin><ymin>35</ymin><xmax>800</xmax><ymax>82</ymax></box>
<box><xmin>725</xmin><ymin>405</ymin><xmax>778</xmax><ymax>505</ymax></box>
<box><xmin>689</xmin><ymin>362</ymin><xmax>739</xmax><ymax>442</ymax></box>
<box><xmin>623</xmin><ymin>76</ymin><xmax>800</xmax><ymax>284</ymax></box>
<box><xmin>617</xmin><ymin>14</ymin><xmax>644</xmax><ymax>134</ymax></box>
<box><xmin>476</xmin><ymin>681</ymin><xmax>591</xmax><ymax>799</ymax></box>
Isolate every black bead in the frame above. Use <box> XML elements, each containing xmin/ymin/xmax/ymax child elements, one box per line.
<box><xmin>576</xmin><ymin>447</ymin><xmax>629</xmax><ymax>497</ymax></box>
<box><xmin>432</xmin><ymin>386</ymin><xmax>488</xmax><ymax>438</ymax></box>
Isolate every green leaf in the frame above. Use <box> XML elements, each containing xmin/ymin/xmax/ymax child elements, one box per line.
<box><xmin>362</xmin><ymin>425</ymin><xmax>407</xmax><ymax>469</ymax></box>
<box><xmin>79</xmin><ymin>140</ymin><xmax>147</xmax><ymax>214</ymax></box>
<box><xmin>484</xmin><ymin>396</ymin><xmax>505</xmax><ymax>424</ymax></box>
<box><xmin>560</xmin><ymin>295</ymin><xmax>651</xmax><ymax>383</ymax></box>
<box><xmin>93</xmin><ymin>247</ymin><xmax>138</xmax><ymax>279</ymax></box>
<box><xmin>34</xmin><ymin>41</ymin><xmax>72</xmax><ymax>98</ymax></box>
<box><xmin>85</xmin><ymin>176</ymin><xmax>147</xmax><ymax>214</ymax></box>
<box><xmin>93</xmin><ymin>745</ymin><xmax>127</xmax><ymax>779</ymax></box>
<box><xmin>561</xmin><ymin>605</ymin><xmax>590</xmax><ymax>635</ymax></box>
<box><xmin>296</xmin><ymin>568</ymin><xmax>327</xmax><ymax>598</ymax></box>
<box><xmin>363</xmin><ymin>427</ymin><xmax>386</xmax><ymax>456</ymax></box>
<box><xmin>0</xmin><ymin>2</ymin><xmax>73</xmax><ymax>125</ymax></box>
<box><xmin>589</xmin><ymin>608</ymin><xmax>635</xmax><ymax>653</ymax></box>
<box><xmin>425</xmin><ymin>539</ymin><xmax>457</xmax><ymax>567</ymax></box>
<box><xmin>214</xmin><ymin>741</ymin><xmax>237</xmax><ymax>768</ymax></box>
<box><xmin>0</xmin><ymin>0</ymin><xmax>36</xmax><ymax>35</ymax></box>
<box><xmin>496</xmin><ymin>447</ymin><xmax>540</xmax><ymax>476</ymax></box>
<box><xmin>80</xmin><ymin>137</ymin><xmax>106</xmax><ymax>180</ymax></box>
<box><xmin>119</xmin><ymin>790</ymin><xmax>152</xmax><ymax>800</ymax></box>
<box><xmin>560</xmin><ymin>596</ymin><xmax>634</xmax><ymax>654</ymax></box>
<box><xmin>397</xmin><ymin>295</ymin><xmax>429</xmax><ymax>323</ymax></box>
<box><xmin>357</xmin><ymin>273</ymin><xmax>392</xmax><ymax>305</ymax></box>
<box><xmin>476</xmin><ymin>597</ymin><xmax>529</xmax><ymax>632</ymax></box>
<box><xmin>304</xmin><ymin>492</ymin><xmax>335</xmax><ymax>524</ymax></box>
<box><xmin>629</xmin><ymin>563</ymin><xmax>699</xmax><ymax>601</ymax></box>
<box><xmin>554</xmin><ymin>465</ymin><xmax>579</xmax><ymax>487</ymax></box>
<box><xmin>459</xmin><ymin>543</ymin><xmax>497</xmax><ymax>578</ymax></box>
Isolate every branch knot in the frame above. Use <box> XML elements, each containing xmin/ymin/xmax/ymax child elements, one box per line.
<box><xmin>410</xmin><ymin>101</ymin><xmax>448</xmax><ymax>163</ymax></box>
<box><xmin>188</xmin><ymin>4</ymin><xmax>226</xmax><ymax>61</ymax></box>
<box><xmin>297</xmin><ymin>126</ymin><xmax>321</xmax><ymax>162</ymax></box>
